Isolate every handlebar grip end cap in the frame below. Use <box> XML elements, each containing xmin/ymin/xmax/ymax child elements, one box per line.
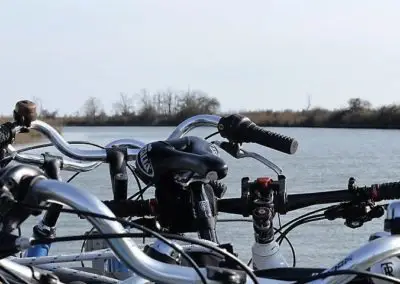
<box><xmin>289</xmin><ymin>139</ymin><xmax>299</xmax><ymax>155</ymax></box>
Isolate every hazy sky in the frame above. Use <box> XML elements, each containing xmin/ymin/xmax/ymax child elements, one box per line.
<box><xmin>1</xmin><ymin>0</ymin><xmax>400</xmax><ymax>115</ymax></box>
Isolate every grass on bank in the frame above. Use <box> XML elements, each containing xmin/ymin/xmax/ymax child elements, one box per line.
<box><xmin>0</xmin><ymin>117</ymin><xmax>63</xmax><ymax>145</ymax></box>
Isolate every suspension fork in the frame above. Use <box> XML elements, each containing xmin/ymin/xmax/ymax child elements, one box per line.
<box><xmin>245</xmin><ymin>177</ymin><xmax>289</xmax><ymax>270</ymax></box>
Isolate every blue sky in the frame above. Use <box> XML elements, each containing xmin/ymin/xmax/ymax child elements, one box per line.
<box><xmin>1</xmin><ymin>0</ymin><xmax>400</xmax><ymax>115</ymax></box>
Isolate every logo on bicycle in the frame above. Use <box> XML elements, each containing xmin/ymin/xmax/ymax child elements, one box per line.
<box><xmin>209</xmin><ymin>144</ymin><xmax>219</xmax><ymax>156</ymax></box>
<box><xmin>330</xmin><ymin>256</ymin><xmax>353</xmax><ymax>271</ymax></box>
<box><xmin>138</xmin><ymin>144</ymin><xmax>154</xmax><ymax>177</ymax></box>
<box><xmin>381</xmin><ymin>262</ymin><xmax>394</xmax><ymax>276</ymax></box>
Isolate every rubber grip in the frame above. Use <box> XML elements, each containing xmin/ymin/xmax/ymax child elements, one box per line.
<box><xmin>374</xmin><ymin>182</ymin><xmax>400</xmax><ymax>201</ymax></box>
<box><xmin>218</xmin><ymin>114</ymin><xmax>298</xmax><ymax>154</ymax></box>
<box><xmin>245</xmin><ymin>123</ymin><xmax>298</xmax><ymax>155</ymax></box>
<box><xmin>0</xmin><ymin>122</ymin><xmax>13</xmax><ymax>149</ymax></box>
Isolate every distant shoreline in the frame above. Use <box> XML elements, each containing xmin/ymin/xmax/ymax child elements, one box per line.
<box><xmin>59</xmin><ymin>104</ymin><xmax>400</xmax><ymax>130</ymax></box>
<box><xmin>61</xmin><ymin>123</ymin><xmax>399</xmax><ymax>130</ymax></box>
<box><xmin>58</xmin><ymin>97</ymin><xmax>400</xmax><ymax>129</ymax></box>
<box><xmin>3</xmin><ymin>97</ymin><xmax>400</xmax><ymax>145</ymax></box>
<box><xmin>2</xmin><ymin>112</ymin><xmax>397</xmax><ymax>146</ymax></box>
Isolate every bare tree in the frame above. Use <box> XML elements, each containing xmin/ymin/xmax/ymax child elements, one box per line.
<box><xmin>32</xmin><ymin>96</ymin><xmax>42</xmax><ymax>116</ymax></box>
<box><xmin>113</xmin><ymin>93</ymin><xmax>134</xmax><ymax>116</ymax></box>
<box><xmin>348</xmin><ymin>98</ymin><xmax>372</xmax><ymax>111</ymax></box>
<box><xmin>137</xmin><ymin>89</ymin><xmax>152</xmax><ymax>111</ymax></box>
<box><xmin>157</xmin><ymin>89</ymin><xmax>175</xmax><ymax>116</ymax></box>
<box><xmin>164</xmin><ymin>89</ymin><xmax>174</xmax><ymax>115</ymax></box>
<box><xmin>30</xmin><ymin>96</ymin><xmax>59</xmax><ymax>119</ymax></box>
<box><xmin>152</xmin><ymin>91</ymin><xmax>163</xmax><ymax>115</ymax></box>
<box><xmin>152</xmin><ymin>90</ymin><xmax>175</xmax><ymax>116</ymax></box>
<box><xmin>306</xmin><ymin>93</ymin><xmax>312</xmax><ymax>111</ymax></box>
<box><xmin>82</xmin><ymin>97</ymin><xmax>103</xmax><ymax>119</ymax></box>
<box><xmin>132</xmin><ymin>88</ymin><xmax>220</xmax><ymax>123</ymax></box>
<box><xmin>136</xmin><ymin>89</ymin><xmax>157</xmax><ymax>122</ymax></box>
<box><xmin>176</xmin><ymin>90</ymin><xmax>220</xmax><ymax>118</ymax></box>
<box><xmin>41</xmin><ymin>109</ymin><xmax>58</xmax><ymax>119</ymax></box>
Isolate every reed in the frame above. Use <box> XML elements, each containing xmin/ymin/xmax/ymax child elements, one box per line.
<box><xmin>0</xmin><ymin>117</ymin><xmax>63</xmax><ymax>145</ymax></box>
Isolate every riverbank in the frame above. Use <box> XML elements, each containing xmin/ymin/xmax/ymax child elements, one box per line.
<box><xmin>3</xmin><ymin>97</ymin><xmax>400</xmax><ymax>133</ymax></box>
<box><xmin>0</xmin><ymin>117</ymin><xmax>63</xmax><ymax>144</ymax></box>
<box><xmin>60</xmin><ymin>106</ymin><xmax>400</xmax><ymax>129</ymax></box>
<box><xmin>37</xmin><ymin>93</ymin><xmax>397</xmax><ymax>129</ymax></box>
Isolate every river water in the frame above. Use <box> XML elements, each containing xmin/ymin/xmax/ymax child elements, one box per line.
<box><xmin>17</xmin><ymin>126</ymin><xmax>400</xmax><ymax>268</ymax></box>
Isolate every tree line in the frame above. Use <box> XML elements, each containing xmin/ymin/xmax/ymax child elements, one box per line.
<box><xmin>34</xmin><ymin>89</ymin><xmax>220</xmax><ymax>126</ymax></box>
<box><xmin>240</xmin><ymin>98</ymin><xmax>400</xmax><ymax>129</ymax></box>
<box><xmin>25</xmin><ymin>91</ymin><xmax>400</xmax><ymax>129</ymax></box>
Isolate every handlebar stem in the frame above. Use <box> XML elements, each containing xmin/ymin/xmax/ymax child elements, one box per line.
<box><xmin>41</xmin><ymin>153</ymin><xmax>62</xmax><ymax>181</ymax></box>
<box><xmin>106</xmin><ymin>147</ymin><xmax>128</xmax><ymax>201</ymax></box>
<box><xmin>248</xmin><ymin>178</ymin><xmax>275</xmax><ymax>244</ymax></box>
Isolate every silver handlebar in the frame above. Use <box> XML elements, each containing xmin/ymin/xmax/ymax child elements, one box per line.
<box><xmin>26</xmin><ymin>178</ymin><xmax>400</xmax><ymax>283</ymax></box>
<box><xmin>28</xmin><ymin>120</ymin><xmax>142</xmax><ymax>162</ymax></box>
<box><xmin>6</xmin><ymin>115</ymin><xmax>222</xmax><ymax>171</ymax></box>
<box><xmin>7</xmin><ymin>138</ymin><xmax>147</xmax><ymax>172</ymax></box>
<box><xmin>29</xmin><ymin>178</ymin><xmax>252</xmax><ymax>284</ymax></box>
<box><xmin>7</xmin><ymin>146</ymin><xmax>103</xmax><ymax>172</ymax></box>
<box><xmin>8</xmin><ymin>114</ymin><xmax>284</xmax><ymax>177</ymax></box>
<box><xmin>167</xmin><ymin>114</ymin><xmax>221</xmax><ymax>140</ymax></box>
<box><xmin>31</xmin><ymin>116</ymin><xmax>220</xmax><ymax>161</ymax></box>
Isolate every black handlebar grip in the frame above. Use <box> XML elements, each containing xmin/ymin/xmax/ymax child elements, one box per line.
<box><xmin>0</xmin><ymin>122</ymin><xmax>14</xmax><ymax>149</ymax></box>
<box><xmin>373</xmin><ymin>182</ymin><xmax>400</xmax><ymax>201</ymax></box>
<box><xmin>218</xmin><ymin>114</ymin><xmax>298</xmax><ymax>154</ymax></box>
<box><xmin>103</xmin><ymin>199</ymin><xmax>155</xmax><ymax>217</ymax></box>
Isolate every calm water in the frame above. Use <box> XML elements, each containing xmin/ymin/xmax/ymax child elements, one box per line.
<box><xmin>17</xmin><ymin>126</ymin><xmax>400</xmax><ymax>268</ymax></box>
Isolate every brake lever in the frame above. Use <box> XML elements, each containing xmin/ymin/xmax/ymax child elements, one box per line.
<box><xmin>212</xmin><ymin>141</ymin><xmax>282</xmax><ymax>175</ymax></box>
<box><xmin>325</xmin><ymin>202</ymin><xmax>385</xmax><ymax>229</ymax></box>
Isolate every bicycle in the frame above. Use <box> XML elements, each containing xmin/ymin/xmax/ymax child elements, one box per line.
<box><xmin>0</xmin><ymin>100</ymin><xmax>399</xmax><ymax>283</ymax></box>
